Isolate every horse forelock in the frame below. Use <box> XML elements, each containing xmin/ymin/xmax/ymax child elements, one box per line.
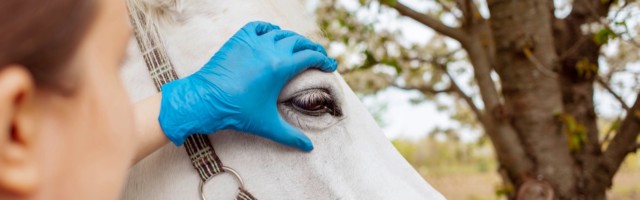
<box><xmin>128</xmin><ymin>0</ymin><xmax>186</xmax><ymax>25</ymax></box>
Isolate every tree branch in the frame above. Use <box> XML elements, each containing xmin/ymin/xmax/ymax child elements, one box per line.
<box><xmin>439</xmin><ymin>0</ymin><xmax>462</xmax><ymax>21</ymax></box>
<box><xmin>605</xmin><ymin>1</ymin><xmax>640</xmax><ymax>48</ymax></box>
<box><xmin>441</xmin><ymin>65</ymin><xmax>484</xmax><ymax>122</ymax></box>
<box><xmin>565</xmin><ymin>0</ymin><xmax>614</xmax><ymax>23</ymax></box>
<box><xmin>601</xmin><ymin>118</ymin><xmax>619</xmax><ymax>145</ymax></box>
<box><xmin>522</xmin><ymin>47</ymin><xmax>559</xmax><ymax>78</ymax></box>
<box><xmin>455</xmin><ymin>0</ymin><xmax>473</xmax><ymax>25</ymax></box>
<box><xmin>631</xmin><ymin>143</ymin><xmax>640</xmax><ymax>153</ymax></box>
<box><xmin>558</xmin><ymin>36</ymin><xmax>590</xmax><ymax>60</ymax></box>
<box><xmin>555</xmin><ymin>0</ymin><xmax>615</xmax><ymax>55</ymax></box>
<box><xmin>390</xmin><ymin>82</ymin><xmax>455</xmax><ymax>95</ymax></box>
<box><xmin>601</xmin><ymin>92</ymin><xmax>640</xmax><ymax>185</ymax></box>
<box><xmin>455</xmin><ymin>0</ymin><xmax>483</xmax><ymax>26</ymax></box>
<box><xmin>596</xmin><ymin>76</ymin><xmax>630</xmax><ymax>110</ymax></box>
<box><xmin>381</xmin><ymin>1</ymin><xmax>468</xmax><ymax>43</ymax></box>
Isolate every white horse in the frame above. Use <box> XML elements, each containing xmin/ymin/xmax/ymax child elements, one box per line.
<box><xmin>119</xmin><ymin>0</ymin><xmax>444</xmax><ymax>199</ymax></box>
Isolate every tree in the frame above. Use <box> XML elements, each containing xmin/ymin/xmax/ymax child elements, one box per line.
<box><xmin>315</xmin><ymin>0</ymin><xmax>640</xmax><ymax>199</ymax></box>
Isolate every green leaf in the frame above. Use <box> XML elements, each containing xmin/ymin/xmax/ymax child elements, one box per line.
<box><xmin>495</xmin><ymin>183</ymin><xmax>514</xmax><ymax>197</ymax></box>
<box><xmin>593</xmin><ymin>27</ymin><xmax>617</xmax><ymax>45</ymax></box>
<box><xmin>607</xmin><ymin>120</ymin><xmax>621</xmax><ymax>133</ymax></box>
<box><xmin>381</xmin><ymin>57</ymin><xmax>402</xmax><ymax>74</ymax></box>
<box><xmin>381</xmin><ymin>0</ymin><xmax>397</xmax><ymax>6</ymax></box>
<box><xmin>575</xmin><ymin>58</ymin><xmax>598</xmax><ymax>78</ymax></box>
<box><xmin>558</xmin><ymin>113</ymin><xmax>588</xmax><ymax>151</ymax></box>
<box><xmin>361</xmin><ymin>50</ymin><xmax>378</xmax><ymax>70</ymax></box>
<box><xmin>600</xmin><ymin>0</ymin><xmax>619</xmax><ymax>4</ymax></box>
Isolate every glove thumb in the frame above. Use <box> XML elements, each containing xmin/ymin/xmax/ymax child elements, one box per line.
<box><xmin>260</xmin><ymin>116</ymin><xmax>314</xmax><ymax>152</ymax></box>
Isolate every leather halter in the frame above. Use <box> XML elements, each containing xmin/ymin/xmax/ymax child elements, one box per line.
<box><xmin>126</xmin><ymin>2</ymin><xmax>257</xmax><ymax>199</ymax></box>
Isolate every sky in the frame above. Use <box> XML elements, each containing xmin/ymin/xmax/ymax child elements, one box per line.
<box><xmin>358</xmin><ymin>86</ymin><xmax>485</xmax><ymax>142</ymax></box>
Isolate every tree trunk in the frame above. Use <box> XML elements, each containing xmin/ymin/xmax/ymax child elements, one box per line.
<box><xmin>487</xmin><ymin>0</ymin><xmax>577</xmax><ymax>198</ymax></box>
<box><xmin>462</xmin><ymin>21</ymin><xmax>535</xmax><ymax>190</ymax></box>
<box><xmin>554</xmin><ymin>7</ymin><xmax>606</xmax><ymax>199</ymax></box>
<box><xmin>379</xmin><ymin>0</ymin><xmax>637</xmax><ymax>198</ymax></box>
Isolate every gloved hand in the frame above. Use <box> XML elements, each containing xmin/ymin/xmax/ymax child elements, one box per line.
<box><xmin>158</xmin><ymin>21</ymin><xmax>337</xmax><ymax>151</ymax></box>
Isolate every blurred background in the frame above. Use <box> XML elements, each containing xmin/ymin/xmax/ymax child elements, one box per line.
<box><xmin>305</xmin><ymin>0</ymin><xmax>640</xmax><ymax>199</ymax></box>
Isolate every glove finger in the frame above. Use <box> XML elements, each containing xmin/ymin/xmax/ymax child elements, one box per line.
<box><xmin>277</xmin><ymin>35</ymin><xmax>328</xmax><ymax>56</ymax></box>
<box><xmin>243</xmin><ymin>21</ymin><xmax>281</xmax><ymax>36</ymax></box>
<box><xmin>284</xmin><ymin>50</ymin><xmax>337</xmax><ymax>77</ymax></box>
<box><xmin>259</xmin><ymin>117</ymin><xmax>314</xmax><ymax>151</ymax></box>
<box><xmin>263</xmin><ymin>30</ymin><xmax>299</xmax><ymax>42</ymax></box>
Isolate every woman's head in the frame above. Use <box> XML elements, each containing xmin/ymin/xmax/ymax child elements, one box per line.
<box><xmin>0</xmin><ymin>0</ymin><xmax>137</xmax><ymax>199</ymax></box>
<box><xmin>0</xmin><ymin>0</ymin><xmax>95</xmax><ymax>92</ymax></box>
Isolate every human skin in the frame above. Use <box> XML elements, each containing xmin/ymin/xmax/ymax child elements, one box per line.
<box><xmin>0</xmin><ymin>0</ymin><xmax>170</xmax><ymax>199</ymax></box>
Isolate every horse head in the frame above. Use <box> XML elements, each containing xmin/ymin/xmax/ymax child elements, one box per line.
<box><xmin>120</xmin><ymin>0</ymin><xmax>444</xmax><ymax>199</ymax></box>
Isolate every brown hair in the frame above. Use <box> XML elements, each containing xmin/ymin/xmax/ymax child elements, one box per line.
<box><xmin>0</xmin><ymin>0</ymin><xmax>97</xmax><ymax>91</ymax></box>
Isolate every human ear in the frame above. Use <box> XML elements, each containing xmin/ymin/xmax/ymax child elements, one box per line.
<box><xmin>0</xmin><ymin>65</ymin><xmax>39</xmax><ymax>196</ymax></box>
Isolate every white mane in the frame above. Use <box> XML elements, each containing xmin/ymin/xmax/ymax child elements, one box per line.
<box><xmin>128</xmin><ymin>0</ymin><xmax>186</xmax><ymax>23</ymax></box>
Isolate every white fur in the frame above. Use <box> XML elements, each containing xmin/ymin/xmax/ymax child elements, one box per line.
<box><xmin>128</xmin><ymin>0</ymin><xmax>186</xmax><ymax>24</ymax></box>
<box><xmin>119</xmin><ymin>0</ymin><xmax>444</xmax><ymax>199</ymax></box>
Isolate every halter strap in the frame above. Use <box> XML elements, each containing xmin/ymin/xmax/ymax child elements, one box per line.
<box><xmin>126</xmin><ymin>2</ymin><xmax>256</xmax><ymax>199</ymax></box>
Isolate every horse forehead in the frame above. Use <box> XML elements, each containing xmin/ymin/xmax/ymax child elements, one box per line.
<box><xmin>153</xmin><ymin>0</ymin><xmax>320</xmax><ymax>77</ymax></box>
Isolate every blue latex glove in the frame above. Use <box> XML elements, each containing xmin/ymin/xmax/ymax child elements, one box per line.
<box><xmin>158</xmin><ymin>21</ymin><xmax>337</xmax><ymax>151</ymax></box>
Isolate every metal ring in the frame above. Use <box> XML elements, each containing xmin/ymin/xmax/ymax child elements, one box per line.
<box><xmin>199</xmin><ymin>166</ymin><xmax>245</xmax><ymax>200</ymax></box>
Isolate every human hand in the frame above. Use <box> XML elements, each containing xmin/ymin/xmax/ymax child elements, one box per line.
<box><xmin>158</xmin><ymin>21</ymin><xmax>337</xmax><ymax>151</ymax></box>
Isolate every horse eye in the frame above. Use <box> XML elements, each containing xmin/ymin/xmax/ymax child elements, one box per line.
<box><xmin>285</xmin><ymin>89</ymin><xmax>343</xmax><ymax>117</ymax></box>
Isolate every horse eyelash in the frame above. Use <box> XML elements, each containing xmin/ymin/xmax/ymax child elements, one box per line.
<box><xmin>284</xmin><ymin>88</ymin><xmax>343</xmax><ymax>117</ymax></box>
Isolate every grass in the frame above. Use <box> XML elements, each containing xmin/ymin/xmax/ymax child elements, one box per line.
<box><xmin>394</xmin><ymin>138</ymin><xmax>640</xmax><ymax>199</ymax></box>
<box><xmin>424</xmin><ymin>167</ymin><xmax>640</xmax><ymax>200</ymax></box>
